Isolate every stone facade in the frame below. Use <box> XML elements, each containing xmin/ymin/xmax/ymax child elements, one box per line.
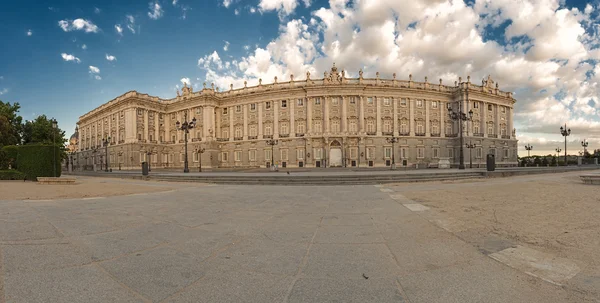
<box><xmin>74</xmin><ymin>65</ymin><xmax>518</xmax><ymax>170</ymax></box>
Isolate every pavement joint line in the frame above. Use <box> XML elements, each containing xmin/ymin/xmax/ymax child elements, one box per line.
<box><xmin>92</xmin><ymin>263</ymin><xmax>152</xmax><ymax>303</ymax></box>
<box><xmin>402</xmin><ymin>203</ymin><xmax>430</xmax><ymax>212</ymax></box>
<box><xmin>21</xmin><ymin>199</ymin><xmax>54</xmax><ymax>202</ymax></box>
<box><xmin>380</xmin><ymin>188</ymin><xmax>394</xmax><ymax>193</ymax></box>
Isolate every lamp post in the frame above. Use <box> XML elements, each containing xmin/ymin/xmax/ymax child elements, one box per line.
<box><xmin>197</xmin><ymin>147</ymin><xmax>205</xmax><ymax>172</ymax></box>
<box><xmin>386</xmin><ymin>136</ymin><xmax>398</xmax><ymax>170</ymax></box>
<box><xmin>117</xmin><ymin>151</ymin><xmax>123</xmax><ymax>170</ymax></box>
<box><xmin>102</xmin><ymin>137</ymin><xmax>110</xmax><ymax>172</ymax></box>
<box><xmin>448</xmin><ymin>105</ymin><xmax>473</xmax><ymax>169</ymax></box>
<box><xmin>176</xmin><ymin>112</ymin><xmax>197</xmax><ymax>173</ymax></box>
<box><xmin>555</xmin><ymin>147</ymin><xmax>562</xmax><ymax>166</ymax></box>
<box><xmin>266</xmin><ymin>139</ymin><xmax>278</xmax><ymax>171</ymax></box>
<box><xmin>145</xmin><ymin>150</ymin><xmax>155</xmax><ymax>172</ymax></box>
<box><xmin>465</xmin><ymin>141</ymin><xmax>475</xmax><ymax>169</ymax></box>
<box><xmin>581</xmin><ymin>139</ymin><xmax>588</xmax><ymax>155</ymax></box>
<box><xmin>51</xmin><ymin>118</ymin><xmax>58</xmax><ymax>177</ymax></box>
<box><xmin>559</xmin><ymin>124</ymin><xmax>571</xmax><ymax>166</ymax></box>
<box><xmin>525</xmin><ymin>144</ymin><xmax>533</xmax><ymax>158</ymax></box>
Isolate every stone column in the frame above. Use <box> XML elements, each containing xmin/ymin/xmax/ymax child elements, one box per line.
<box><xmin>125</xmin><ymin>108</ymin><xmax>136</xmax><ymax>143</ymax></box>
<box><xmin>307</xmin><ymin>97</ymin><xmax>313</xmax><ymax>134</ymax></box>
<box><xmin>229</xmin><ymin>107</ymin><xmax>234</xmax><ymax>139</ymax></box>
<box><xmin>440</xmin><ymin>101</ymin><xmax>445</xmax><ymax>137</ymax></box>
<box><xmin>376</xmin><ymin>97</ymin><xmax>382</xmax><ymax>136</ymax></box>
<box><xmin>116</xmin><ymin>114</ymin><xmax>120</xmax><ymax>143</ymax></box>
<box><xmin>290</xmin><ymin>98</ymin><xmax>295</xmax><ymax>136</ymax></box>
<box><xmin>393</xmin><ymin>97</ymin><xmax>398</xmax><ymax>136</ymax></box>
<box><xmin>342</xmin><ymin>96</ymin><xmax>347</xmax><ymax>133</ymax></box>
<box><xmin>496</xmin><ymin>104</ymin><xmax>501</xmax><ymax>137</ymax></box>
<box><xmin>274</xmin><ymin>101</ymin><xmax>279</xmax><ymax>138</ymax></box>
<box><xmin>425</xmin><ymin>100</ymin><xmax>430</xmax><ymax>137</ymax></box>
<box><xmin>258</xmin><ymin>103</ymin><xmax>263</xmax><ymax>137</ymax></box>
<box><xmin>359</xmin><ymin>97</ymin><xmax>365</xmax><ymax>133</ymax></box>
<box><xmin>409</xmin><ymin>99</ymin><xmax>415</xmax><ymax>136</ymax></box>
<box><xmin>214</xmin><ymin>107</ymin><xmax>220</xmax><ymax>139</ymax></box>
<box><xmin>155</xmin><ymin>112</ymin><xmax>159</xmax><ymax>142</ymax></box>
<box><xmin>482</xmin><ymin>102</ymin><xmax>487</xmax><ymax>138</ymax></box>
<box><xmin>323</xmin><ymin>97</ymin><xmax>329</xmax><ymax>134</ymax></box>
<box><xmin>508</xmin><ymin>107</ymin><xmax>513</xmax><ymax>139</ymax></box>
<box><xmin>144</xmin><ymin>110</ymin><xmax>149</xmax><ymax>141</ymax></box>
<box><xmin>243</xmin><ymin>104</ymin><xmax>248</xmax><ymax>140</ymax></box>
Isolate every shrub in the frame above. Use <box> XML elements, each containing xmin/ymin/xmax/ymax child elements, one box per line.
<box><xmin>16</xmin><ymin>144</ymin><xmax>62</xmax><ymax>180</ymax></box>
<box><xmin>0</xmin><ymin>170</ymin><xmax>27</xmax><ymax>180</ymax></box>
<box><xmin>2</xmin><ymin>145</ymin><xmax>18</xmax><ymax>169</ymax></box>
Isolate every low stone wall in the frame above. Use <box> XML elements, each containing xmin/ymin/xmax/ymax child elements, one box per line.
<box><xmin>36</xmin><ymin>177</ymin><xmax>76</xmax><ymax>185</ymax></box>
<box><xmin>580</xmin><ymin>175</ymin><xmax>600</xmax><ymax>185</ymax></box>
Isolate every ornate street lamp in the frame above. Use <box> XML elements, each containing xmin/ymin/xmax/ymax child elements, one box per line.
<box><xmin>51</xmin><ymin>118</ymin><xmax>58</xmax><ymax>177</ymax></box>
<box><xmin>266</xmin><ymin>139</ymin><xmax>278</xmax><ymax>170</ymax></box>
<box><xmin>102</xmin><ymin>137</ymin><xmax>110</xmax><ymax>172</ymax></box>
<box><xmin>555</xmin><ymin>147</ymin><xmax>562</xmax><ymax>166</ymax></box>
<box><xmin>145</xmin><ymin>150</ymin><xmax>156</xmax><ymax>172</ymax></box>
<box><xmin>581</xmin><ymin>139</ymin><xmax>588</xmax><ymax>155</ymax></box>
<box><xmin>525</xmin><ymin>144</ymin><xmax>533</xmax><ymax>158</ymax></box>
<box><xmin>176</xmin><ymin>112</ymin><xmax>197</xmax><ymax>173</ymax></box>
<box><xmin>465</xmin><ymin>141</ymin><xmax>475</xmax><ymax>169</ymax></box>
<box><xmin>559</xmin><ymin>124</ymin><xmax>571</xmax><ymax>166</ymax></box>
<box><xmin>448</xmin><ymin>105</ymin><xmax>473</xmax><ymax>169</ymax></box>
<box><xmin>197</xmin><ymin>147</ymin><xmax>205</xmax><ymax>172</ymax></box>
<box><xmin>386</xmin><ymin>136</ymin><xmax>398</xmax><ymax>170</ymax></box>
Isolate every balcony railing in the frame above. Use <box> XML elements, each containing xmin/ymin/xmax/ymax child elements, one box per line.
<box><xmin>234</xmin><ymin>137</ymin><xmax>243</xmax><ymax>141</ymax></box>
<box><xmin>279</xmin><ymin>133</ymin><xmax>290</xmax><ymax>138</ymax></box>
<box><xmin>415</xmin><ymin>133</ymin><xmax>426</xmax><ymax>136</ymax></box>
<box><xmin>399</xmin><ymin>132</ymin><xmax>410</xmax><ymax>136</ymax></box>
<box><xmin>382</xmin><ymin>132</ymin><xmax>393</xmax><ymax>136</ymax></box>
<box><xmin>430</xmin><ymin>133</ymin><xmax>440</xmax><ymax>137</ymax></box>
<box><xmin>295</xmin><ymin>133</ymin><xmax>305</xmax><ymax>137</ymax></box>
<box><xmin>473</xmin><ymin>133</ymin><xmax>484</xmax><ymax>137</ymax></box>
<box><xmin>178</xmin><ymin>139</ymin><xmax>184</xmax><ymax>143</ymax></box>
<box><xmin>366</xmin><ymin>132</ymin><xmax>376</xmax><ymax>136</ymax></box>
<box><xmin>216</xmin><ymin>138</ymin><xmax>229</xmax><ymax>142</ymax></box>
<box><xmin>445</xmin><ymin>134</ymin><xmax>458</xmax><ymax>137</ymax></box>
<box><xmin>192</xmin><ymin>138</ymin><xmax>202</xmax><ymax>142</ymax></box>
<box><xmin>166</xmin><ymin>141</ymin><xmax>175</xmax><ymax>144</ymax></box>
<box><xmin>248</xmin><ymin>136</ymin><xmax>258</xmax><ymax>140</ymax></box>
<box><xmin>150</xmin><ymin>140</ymin><xmax>157</xmax><ymax>144</ymax></box>
<box><xmin>118</xmin><ymin>140</ymin><xmax>125</xmax><ymax>144</ymax></box>
<box><xmin>263</xmin><ymin>135</ymin><xmax>273</xmax><ymax>139</ymax></box>
<box><xmin>138</xmin><ymin>139</ymin><xmax>147</xmax><ymax>143</ymax></box>
<box><xmin>488</xmin><ymin>134</ymin><xmax>498</xmax><ymax>138</ymax></box>
<box><xmin>501</xmin><ymin>135</ymin><xmax>510</xmax><ymax>139</ymax></box>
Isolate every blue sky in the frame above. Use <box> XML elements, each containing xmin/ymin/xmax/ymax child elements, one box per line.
<box><xmin>1</xmin><ymin>0</ymin><xmax>599</xmax><ymax>156</ymax></box>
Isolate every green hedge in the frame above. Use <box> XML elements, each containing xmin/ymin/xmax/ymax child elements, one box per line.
<box><xmin>15</xmin><ymin>145</ymin><xmax>62</xmax><ymax>180</ymax></box>
<box><xmin>1</xmin><ymin>145</ymin><xmax>18</xmax><ymax>169</ymax></box>
<box><xmin>0</xmin><ymin>170</ymin><xmax>27</xmax><ymax>180</ymax></box>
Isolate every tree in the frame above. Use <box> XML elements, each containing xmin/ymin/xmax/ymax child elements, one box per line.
<box><xmin>551</xmin><ymin>156</ymin><xmax>557</xmax><ymax>166</ymax></box>
<box><xmin>541</xmin><ymin>156</ymin><xmax>549</xmax><ymax>166</ymax></box>
<box><xmin>0</xmin><ymin>100</ymin><xmax>23</xmax><ymax>146</ymax></box>
<box><xmin>533</xmin><ymin>156</ymin><xmax>542</xmax><ymax>166</ymax></box>
<box><xmin>22</xmin><ymin>115</ymin><xmax>66</xmax><ymax>146</ymax></box>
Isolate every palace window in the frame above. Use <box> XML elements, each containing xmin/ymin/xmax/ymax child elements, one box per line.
<box><xmin>250</xmin><ymin>103</ymin><xmax>256</xmax><ymax>111</ymax></box>
<box><xmin>417</xmin><ymin>147</ymin><xmax>424</xmax><ymax>158</ymax></box>
<box><xmin>314</xmin><ymin>148</ymin><xmax>323</xmax><ymax>160</ymax></box>
<box><xmin>172</xmin><ymin>135</ymin><xmax>176</xmax><ymax>142</ymax></box>
<box><xmin>416</xmin><ymin>99</ymin><xmax>423</xmax><ymax>107</ymax></box>
<box><xmin>474</xmin><ymin>102</ymin><xmax>479</xmax><ymax>109</ymax></box>
<box><xmin>349</xmin><ymin>121</ymin><xmax>357</xmax><ymax>132</ymax></box>
<box><xmin>265</xmin><ymin>125</ymin><xmax>272</xmax><ymax>135</ymax></box>
<box><xmin>446</xmin><ymin>123</ymin><xmax>453</xmax><ymax>134</ymax></box>
<box><xmin>384</xmin><ymin>147</ymin><xmax>392</xmax><ymax>159</ymax></box>
<box><xmin>416</xmin><ymin>121</ymin><xmax>424</xmax><ymax>134</ymax></box>
<box><xmin>332</xmin><ymin>97</ymin><xmax>339</xmax><ymax>105</ymax></box>
<box><xmin>180</xmin><ymin>153</ymin><xmax>184</xmax><ymax>162</ymax></box>
<box><xmin>235</xmin><ymin>127</ymin><xmax>242</xmax><ymax>138</ymax></box>
<box><xmin>196</xmin><ymin>107</ymin><xmax>202</xmax><ymax>115</ymax></box>
<box><xmin>350</xmin><ymin>148</ymin><xmax>357</xmax><ymax>158</ymax></box>
<box><xmin>138</xmin><ymin>133</ymin><xmax>142</xmax><ymax>140</ymax></box>
<box><xmin>433</xmin><ymin>148</ymin><xmax>439</xmax><ymax>158</ymax></box>
<box><xmin>138</xmin><ymin>109</ymin><xmax>143</xmax><ymax>115</ymax></box>
<box><xmin>501</xmin><ymin>106</ymin><xmax>506</xmax><ymax>113</ymax></box>
<box><xmin>221</xmin><ymin>152</ymin><xmax>228</xmax><ymax>162</ymax></box>
<box><xmin>297</xmin><ymin>98</ymin><xmax>304</xmax><ymax>106</ymax></box>
<box><xmin>504</xmin><ymin>149</ymin><xmax>509</xmax><ymax>158</ymax></box>
<box><xmin>281</xmin><ymin>100</ymin><xmax>287</xmax><ymax>108</ymax></box>
<box><xmin>501</xmin><ymin>127</ymin><xmax>507</xmax><ymax>136</ymax></box>
<box><xmin>265</xmin><ymin>101</ymin><xmax>271</xmax><ymax>110</ymax></box>
<box><xmin>280</xmin><ymin>123</ymin><xmax>289</xmax><ymax>135</ymax></box>
<box><xmin>474</xmin><ymin>125</ymin><xmax>480</xmax><ymax>134</ymax></box>
<box><xmin>249</xmin><ymin>125</ymin><xmax>257</xmax><ymax>137</ymax></box>
<box><xmin>384</xmin><ymin>97</ymin><xmax>391</xmax><ymax>106</ymax></box>
<box><xmin>297</xmin><ymin>122</ymin><xmax>305</xmax><ymax>133</ymax></box>
<box><xmin>235</xmin><ymin>151</ymin><xmax>242</xmax><ymax>162</ymax></box>
<box><xmin>314</xmin><ymin>121</ymin><xmax>322</xmax><ymax>133</ymax></box>
<box><xmin>401</xmin><ymin>148</ymin><xmax>407</xmax><ymax>158</ymax></box>
<box><xmin>281</xmin><ymin>149</ymin><xmax>288</xmax><ymax>161</ymax></box>
<box><xmin>223</xmin><ymin>108</ymin><xmax>228</xmax><ymax>115</ymax></box>
<box><xmin>349</xmin><ymin>97</ymin><xmax>356</xmax><ymax>104</ymax></box>
<box><xmin>249</xmin><ymin>150</ymin><xmax>256</xmax><ymax>161</ymax></box>
<box><xmin>448</xmin><ymin>147</ymin><xmax>454</xmax><ymax>158</ymax></box>
<box><xmin>476</xmin><ymin>147</ymin><xmax>482</xmax><ymax>158</ymax></box>
<box><xmin>264</xmin><ymin>149</ymin><xmax>272</xmax><ymax>162</ymax></box>
<box><xmin>432</xmin><ymin>101</ymin><xmax>438</xmax><ymax>109</ymax></box>
<box><xmin>222</xmin><ymin>130</ymin><xmax>229</xmax><ymax>138</ymax></box>
<box><xmin>400</xmin><ymin>122</ymin><xmax>408</xmax><ymax>134</ymax></box>
<box><xmin>297</xmin><ymin>149</ymin><xmax>305</xmax><ymax>160</ymax></box>
<box><xmin>193</xmin><ymin>152</ymin><xmax>199</xmax><ymax>162</ymax></box>
<box><xmin>315</xmin><ymin>97</ymin><xmax>321</xmax><ymax>105</ymax></box>
<box><xmin>367</xmin><ymin>97</ymin><xmax>373</xmax><ymax>105</ymax></box>
<box><xmin>236</xmin><ymin>105</ymin><xmax>241</xmax><ymax>113</ymax></box>
<box><xmin>171</xmin><ymin>113</ymin><xmax>176</xmax><ymax>119</ymax></box>
<box><xmin>400</xmin><ymin>98</ymin><xmax>407</xmax><ymax>106</ymax></box>
<box><xmin>366</xmin><ymin>147</ymin><xmax>374</xmax><ymax>159</ymax></box>
<box><xmin>489</xmin><ymin>148</ymin><xmax>496</xmax><ymax>157</ymax></box>
<box><xmin>432</xmin><ymin>124</ymin><xmax>439</xmax><ymax>134</ymax></box>
<box><xmin>487</xmin><ymin>124</ymin><xmax>494</xmax><ymax>135</ymax></box>
<box><xmin>488</xmin><ymin>104</ymin><xmax>493</xmax><ymax>111</ymax></box>
<box><xmin>383</xmin><ymin>120</ymin><xmax>392</xmax><ymax>133</ymax></box>
<box><xmin>366</xmin><ymin>120</ymin><xmax>375</xmax><ymax>133</ymax></box>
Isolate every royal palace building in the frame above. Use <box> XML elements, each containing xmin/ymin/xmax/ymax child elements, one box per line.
<box><xmin>73</xmin><ymin>65</ymin><xmax>518</xmax><ymax>170</ymax></box>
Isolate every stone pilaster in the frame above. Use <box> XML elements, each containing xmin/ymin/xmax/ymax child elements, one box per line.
<box><xmin>258</xmin><ymin>103</ymin><xmax>263</xmax><ymax>137</ymax></box>
<box><xmin>290</xmin><ymin>98</ymin><xmax>295</xmax><ymax>136</ymax></box>
<box><xmin>342</xmin><ymin>96</ymin><xmax>347</xmax><ymax>134</ymax></box>
<box><xmin>243</xmin><ymin>104</ymin><xmax>248</xmax><ymax>140</ymax></box>
<box><xmin>409</xmin><ymin>99</ymin><xmax>415</xmax><ymax>136</ymax></box>
<box><xmin>425</xmin><ymin>100</ymin><xmax>430</xmax><ymax>137</ymax></box>
<box><xmin>393</xmin><ymin>97</ymin><xmax>398</xmax><ymax>136</ymax></box>
<box><xmin>440</xmin><ymin>101</ymin><xmax>445</xmax><ymax>137</ymax></box>
<box><xmin>376</xmin><ymin>97</ymin><xmax>382</xmax><ymax>136</ymax></box>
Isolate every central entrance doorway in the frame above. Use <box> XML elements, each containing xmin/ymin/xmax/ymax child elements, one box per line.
<box><xmin>329</xmin><ymin>140</ymin><xmax>342</xmax><ymax>167</ymax></box>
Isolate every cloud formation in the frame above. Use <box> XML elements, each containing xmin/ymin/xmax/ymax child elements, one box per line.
<box><xmin>223</xmin><ymin>41</ymin><xmax>230</xmax><ymax>51</ymax></box>
<box><xmin>61</xmin><ymin>53</ymin><xmax>81</xmax><ymax>63</ymax></box>
<box><xmin>88</xmin><ymin>66</ymin><xmax>100</xmax><ymax>74</ymax></box>
<box><xmin>126</xmin><ymin>15</ymin><xmax>136</xmax><ymax>33</ymax></box>
<box><xmin>26</xmin><ymin>29</ymin><xmax>32</xmax><ymax>36</ymax></box>
<box><xmin>180</xmin><ymin>78</ymin><xmax>191</xmax><ymax>85</ymax></box>
<box><xmin>106</xmin><ymin>54</ymin><xmax>116</xmax><ymax>61</ymax></box>
<box><xmin>148</xmin><ymin>1</ymin><xmax>163</xmax><ymax>20</ymax></box>
<box><xmin>58</xmin><ymin>19</ymin><xmax>99</xmax><ymax>33</ymax></box>
<box><xmin>115</xmin><ymin>24</ymin><xmax>123</xmax><ymax>35</ymax></box>
<box><xmin>197</xmin><ymin>0</ymin><xmax>600</xmax><ymax>156</ymax></box>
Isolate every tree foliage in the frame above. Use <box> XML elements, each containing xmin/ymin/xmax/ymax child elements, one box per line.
<box><xmin>22</xmin><ymin>115</ymin><xmax>67</xmax><ymax>147</ymax></box>
<box><xmin>0</xmin><ymin>101</ymin><xmax>23</xmax><ymax>146</ymax></box>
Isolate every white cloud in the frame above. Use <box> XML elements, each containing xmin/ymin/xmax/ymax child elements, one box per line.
<box><xmin>148</xmin><ymin>1</ymin><xmax>163</xmax><ymax>20</ymax></box>
<box><xmin>94</xmin><ymin>75</ymin><xmax>102</xmax><ymax>80</ymax></box>
<box><xmin>234</xmin><ymin>9</ymin><xmax>240</xmax><ymax>15</ymax></box>
<box><xmin>249</xmin><ymin>7</ymin><xmax>256</xmax><ymax>13</ymax></box>
<box><xmin>58</xmin><ymin>19</ymin><xmax>99</xmax><ymax>33</ymax></box>
<box><xmin>196</xmin><ymin>0</ymin><xmax>600</xmax><ymax>156</ymax></box>
<box><xmin>82</xmin><ymin>44</ymin><xmax>87</xmax><ymax>49</ymax></box>
<box><xmin>173</xmin><ymin>0</ymin><xmax>178</xmax><ymax>5</ymax></box>
<box><xmin>48</xmin><ymin>7</ymin><xmax>58</xmax><ymax>12</ymax></box>
<box><xmin>0</xmin><ymin>88</ymin><xmax>8</xmax><ymax>95</ymax></box>
<box><xmin>180</xmin><ymin>78</ymin><xmax>191</xmax><ymax>85</ymax></box>
<box><xmin>223</xmin><ymin>0</ymin><xmax>232</xmax><ymax>8</ymax></box>
<box><xmin>126</xmin><ymin>15</ymin><xmax>136</xmax><ymax>33</ymax></box>
<box><xmin>106</xmin><ymin>54</ymin><xmax>116</xmax><ymax>61</ymax></box>
<box><xmin>223</xmin><ymin>41</ymin><xmax>230</xmax><ymax>51</ymax></box>
<box><xmin>115</xmin><ymin>24</ymin><xmax>123</xmax><ymax>35</ymax></box>
<box><xmin>94</xmin><ymin>7</ymin><xmax>101</xmax><ymax>14</ymax></box>
<box><xmin>26</xmin><ymin>29</ymin><xmax>32</xmax><ymax>36</ymax></box>
<box><xmin>61</xmin><ymin>53</ymin><xmax>81</xmax><ymax>63</ymax></box>
<box><xmin>89</xmin><ymin>66</ymin><xmax>100</xmax><ymax>74</ymax></box>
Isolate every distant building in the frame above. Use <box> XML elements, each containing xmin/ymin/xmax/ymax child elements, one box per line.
<box><xmin>75</xmin><ymin>65</ymin><xmax>518</xmax><ymax>170</ymax></box>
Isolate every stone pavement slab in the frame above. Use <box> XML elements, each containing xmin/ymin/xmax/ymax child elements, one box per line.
<box><xmin>288</xmin><ymin>277</ymin><xmax>407</xmax><ymax>303</ymax></box>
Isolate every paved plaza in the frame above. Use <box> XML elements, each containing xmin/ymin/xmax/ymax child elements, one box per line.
<box><xmin>1</xmin><ymin>173</ymin><xmax>599</xmax><ymax>302</ymax></box>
